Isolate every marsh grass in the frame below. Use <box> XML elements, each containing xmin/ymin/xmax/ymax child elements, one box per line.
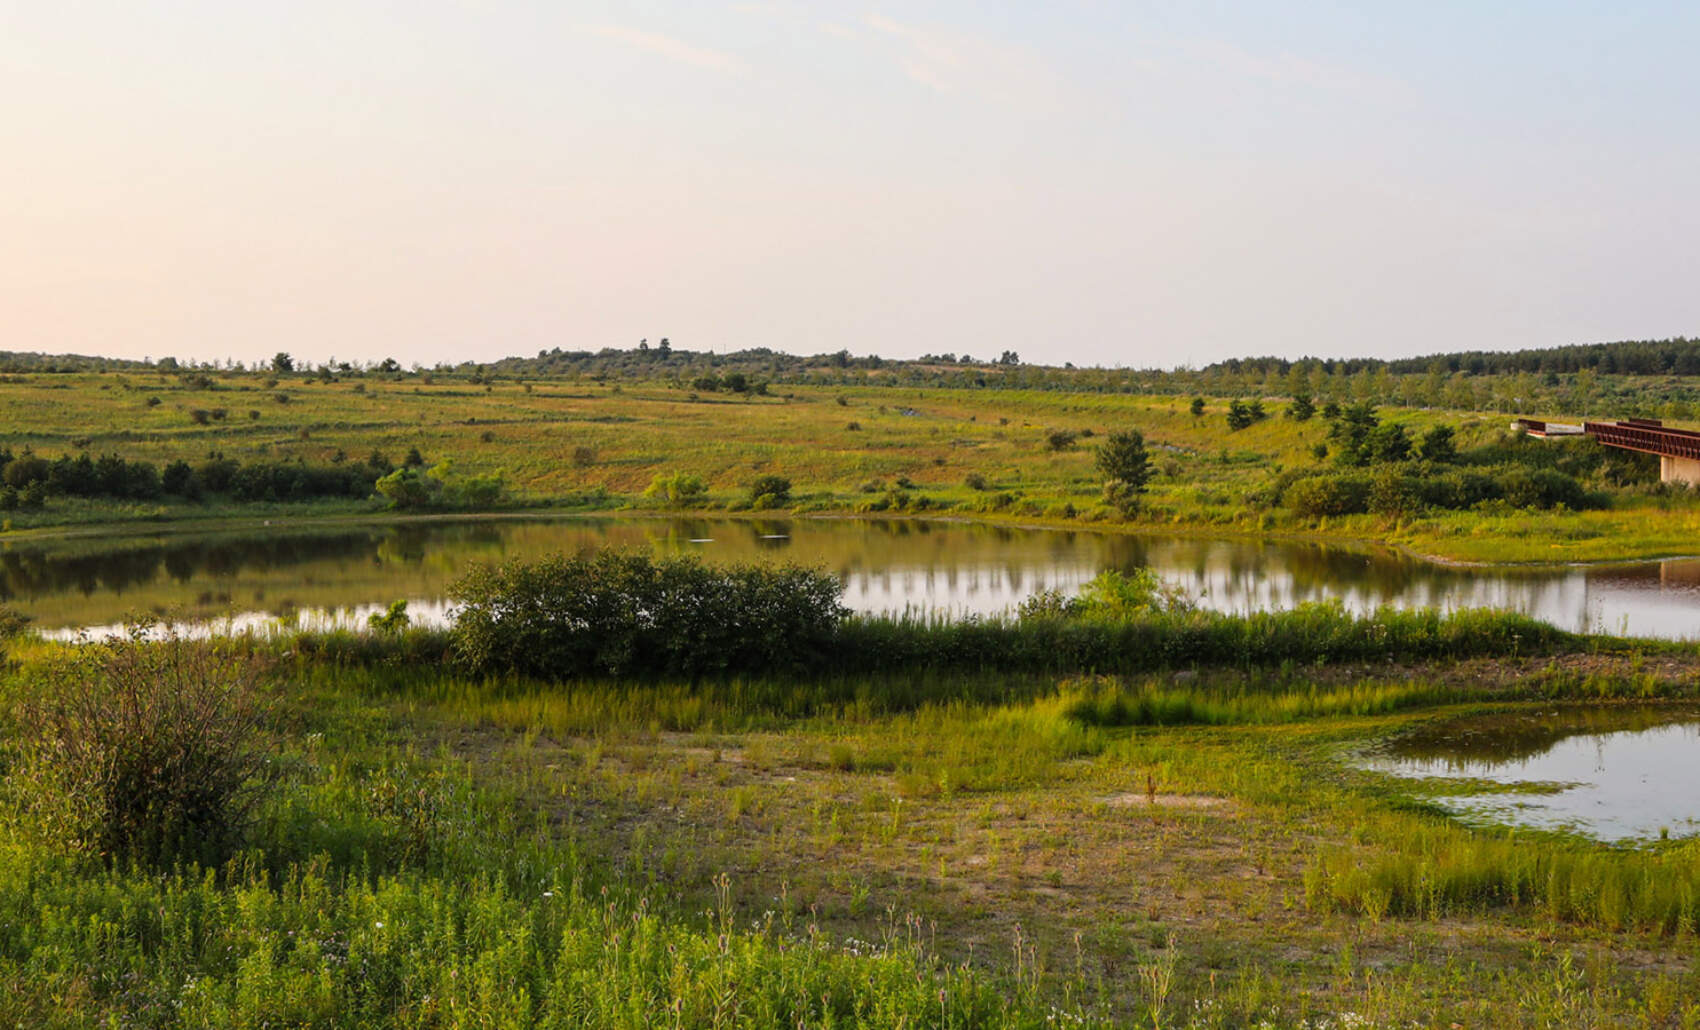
<box><xmin>1308</xmin><ymin>812</ymin><xmax>1700</xmax><ymax>934</ymax></box>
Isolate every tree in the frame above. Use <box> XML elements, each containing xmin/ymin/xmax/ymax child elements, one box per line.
<box><xmin>1226</xmin><ymin>399</ymin><xmax>1255</xmax><ymax>431</ymax></box>
<box><xmin>1287</xmin><ymin>394</ymin><xmax>1315</xmax><ymax>421</ymax></box>
<box><xmin>1418</xmin><ymin>424</ymin><xmax>1457</xmax><ymax>463</ymax></box>
<box><xmin>271</xmin><ymin>352</ymin><xmax>294</xmax><ymax>373</ymax></box>
<box><xmin>1366</xmin><ymin>422</ymin><xmax>1411</xmax><ymax>463</ymax></box>
<box><xmin>1095</xmin><ymin>430</ymin><xmax>1152</xmax><ymax>492</ymax></box>
<box><xmin>1190</xmin><ymin>397</ymin><xmax>1205</xmax><ymax>418</ymax></box>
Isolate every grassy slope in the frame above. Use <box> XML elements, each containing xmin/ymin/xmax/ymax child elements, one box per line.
<box><xmin>3</xmin><ymin>371</ymin><xmax>1699</xmax><ymax>563</ymax></box>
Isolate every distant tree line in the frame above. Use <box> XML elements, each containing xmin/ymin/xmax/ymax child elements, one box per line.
<box><xmin>0</xmin><ymin>449</ymin><xmax>393</xmax><ymax>509</ymax></box>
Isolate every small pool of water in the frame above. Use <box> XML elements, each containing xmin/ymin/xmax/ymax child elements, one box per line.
<box><xmin>1362</xmin><ymin>706</ymin><xmax>1700</xmax><ymax>842</ymax></box>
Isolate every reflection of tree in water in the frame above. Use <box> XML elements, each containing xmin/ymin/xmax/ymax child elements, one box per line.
<box><xmin>0</xmin><ymin>531</ymin><xmax>382</xmax><ymax>601</ymax></box>
<box><xmin>1386</xmin><ymin>706</ymin><xmax>1700</xmax><ymax>769</ymax></box>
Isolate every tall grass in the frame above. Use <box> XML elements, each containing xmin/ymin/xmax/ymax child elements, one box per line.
<box><xmin>833</xmin><ymin>602</ymin><xmax>1569</xmax><ymax>677</ymax></box>
<box><xmin>0</xmin><ymin>825</ymin><xmax>1086</xmax><ymax>1028</ymax></box>
<box><xmin>0</xmin><ymin>667</ymin><xmax>1099</xmax><ymax>1028</ymax></box>
<box><xmin>1307</xmin><ymin>815</ymin><xmax>1700</xmax><ymax>934</ymax></box>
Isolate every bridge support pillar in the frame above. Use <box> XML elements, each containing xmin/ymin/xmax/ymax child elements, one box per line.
<box><xmin>1661</xmin><ymin>455</ymin><xmax>1700</xmax><ymax>487</ymax></box>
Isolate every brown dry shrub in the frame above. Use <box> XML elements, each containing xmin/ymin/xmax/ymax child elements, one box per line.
<box><xmin>10</xmin><ymin>628</ymin><xmax>274</xmax><ymax>867</ymax></box>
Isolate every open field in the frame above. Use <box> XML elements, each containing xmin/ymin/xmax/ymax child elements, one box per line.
<box><xmin>3</xmin><ymin>370</ymin><xmax>1700</xmax><ymax>563</ymax></box>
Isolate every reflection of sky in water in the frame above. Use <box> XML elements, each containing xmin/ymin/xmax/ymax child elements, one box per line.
<box><xmin>20</xmin><ymin>517</ymin><xmax>1700</xmax><ymax>640</ymax></box>
<box><xmin>1366</xmin><ymin>721</ymin><xmax>1700</xmax><ymax>842</ymax></box>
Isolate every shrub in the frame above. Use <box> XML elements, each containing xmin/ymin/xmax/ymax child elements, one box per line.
<box><xmin>1502</xmin><ymin>468</ymin><xmax>1589</xmax><ymax>510</ymax></box>
<box><xmin>162</xmin><ymin>459</ymin><xmax>201</xmax><ymax>498</ymax></box>
<box><xmin>448</xmin><ymin>471</ymin><xmax>506</xmax><ymax>508</ymax></box>
<box><xmin>0</xmin><ymin>604</ymin><xmax>31</xmax><ymax>638</ymax></box>
<box><xmin>644</xmin><ymin>471</ymin><xmax>707</xmax><ymax>505</ymax></box>
<box><xmin>1284</xmin><ymin>475</ymin><xmax>1371</xmax><ymax>517</ymax></box>
<box><xmin>1045</xmin><ymin>429</ymin><xmax>1077</xmax><ymax>451</ymax></box>
<box><xmin>9</xmin><ymin>632</ymin><xmax>273</xmax><ymax>867</ymax></box>
<box><xmin>368</xmin><ymin>599</ymin><xmax>411</xmax><ymax>634</ymax></box>
<box><xmin>964</xmin><ymin>472</ymin><xmax>988</xmax><ymax>491</ymax></box>
<box><xmin>747</xmin><ymin>475</ymin><xmax>792</xmax><ymax>508</ymax></box>
<box><xmin>450</xmin><ymin>553</ymin><xmax>847</xmax><ymax>679</ymax></box>
<box><xmin>1017</xmin><ymin>569</ymin><xmax>1192</xmax><ymax>620</ymax></box>
<box><xmin>1101</xmin><ymin>478</ymin><xmax>1142</xmax><ymax>516</ymax></box>
<box><xmin>571</xmin><ymin>446</ymin><xmax>597</xmax><ymax>468</ymax></box>
<box><xmin>375</xmin><ymin>466</ymin><xmax>443</xmax><ymax>508</ymax></box>
<box><xmin>1368</xmin><ymin>467</ymin><xmax>1423</xmax><ymax>516</ymax></box>
<box><xmin>3</xmin><ymin>456</ymin><xmax>49</xmax><ymax>488</ymax></box>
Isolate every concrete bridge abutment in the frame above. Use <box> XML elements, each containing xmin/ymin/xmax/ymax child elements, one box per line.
<box><xmin>1660</xmin><ymin>455</ymin><xmax>1700</xmax><ymax>487</ymax></box>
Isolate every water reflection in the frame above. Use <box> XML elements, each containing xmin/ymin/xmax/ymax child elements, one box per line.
<box><xmin>1364</xmin><ymin>706</ymin><xmax>1700</xmax><ymax>841</ymax></box>
<box><xmin>6</xmin><ymin>516</ymin><xmax>1700</xmax><ymax>639</ymax></box>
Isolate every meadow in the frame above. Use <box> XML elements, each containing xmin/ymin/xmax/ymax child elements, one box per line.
<box><xmin>6</xmin><ymin>360</ymin><xmax>1700</xmax><ymax>1025</ymax></box>
<box><xmin>6</xmin><ymin>616</ymin><xmax>1700</xmax><ymax>1027</ymax></box>
<box><xmin>2</xmin><ymin>367</ymin><xmax>1699</xmax><ymax>563</ymax></box>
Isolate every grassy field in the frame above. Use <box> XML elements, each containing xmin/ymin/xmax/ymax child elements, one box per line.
<box><xmin>4</xmin><ymin>370</ymin><xmax>1700</xmax><ymax>563</ymax></box>
<box><xmin>7</xmin><ymin>623</ymin><xmax>1700</xmax><ymax>1027</ymax></box>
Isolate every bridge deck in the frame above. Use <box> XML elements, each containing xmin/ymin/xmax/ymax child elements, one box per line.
<box><xmin>1581</xmin><ymin>420</ymin><xmax>1700</xmax><ymax>460</ymax></box>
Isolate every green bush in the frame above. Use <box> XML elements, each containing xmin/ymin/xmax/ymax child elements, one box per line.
<box><xmin>1017</xmin><ymin>569</ymin><xmax>1191</xmax><ymax>620</ymax></box>
<box><xmin>748</xmin><ymin>475</ymin><xmax>792</xmax><ymax>509</ymax></box>
<box><xmin>1368</xmin><ymin>468</ymin><xmax>1423</xmax><ymax>516</ymax></box>
<box><xmin>450</xmin><ymin>553</ymin><xmax>847</xmax><ymax>679</ymax></box>
<box><xmin>1284</xmin><ymin>475</ymin><xmax>1370</xmax><ymax>517</ymax></box>
<box><xmin>643</xmin><ymin>471</ymin><xmax>707</xmax><ymax>505</ymax></box>
<box><xmin>374</xmin><ymin>465</ymin><xmax>443</xmax><ymax>508</ymax></box>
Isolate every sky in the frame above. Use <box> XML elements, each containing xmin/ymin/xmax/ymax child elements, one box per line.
<box><xmin>5</xmin><ymin>1</ymin><xmax>1700</xmax><ymax>370</ymax></box>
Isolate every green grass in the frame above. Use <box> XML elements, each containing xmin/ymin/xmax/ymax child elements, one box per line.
<box><xmin>9</xmin><ymin>631</ymin><xmax>1700</xmax><ymax>1025</ymax></box>
<box><xmin>7</xmin><ymin>370</ymin><xmax>1700</xmax><ymax>564</ymax></box>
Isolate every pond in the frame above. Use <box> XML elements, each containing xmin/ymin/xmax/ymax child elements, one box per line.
<box><xmin>5</xmin><ymin>515</ymin><xmax>1700</xmax><ymax>639</ymax></box>
<box><xmin>1362</xmin><ymin>706</ymin><xmax>1700</xmax><ymax>842</ymax></box>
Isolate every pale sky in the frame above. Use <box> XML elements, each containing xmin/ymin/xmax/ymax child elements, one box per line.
<box><xmin>6</xmin><ymin>2</ymin><xmax>1699</xmax><ymax>369</ymax></box>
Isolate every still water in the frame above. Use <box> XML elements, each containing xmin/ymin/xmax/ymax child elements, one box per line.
<box><xmin>6</xmin><ymin>515</ymin><xmax>1700</xmax><ymax>639</ymax></box>
<box><xmin>1363</xmin><ymin>707</ymin><xmax>1700</xmax><ymax>842</ymax></box>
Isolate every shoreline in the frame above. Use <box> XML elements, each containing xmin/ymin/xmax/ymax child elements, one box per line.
<box><xmin>8</xmin><ymin>501</ymin><xmax>1700</xmax><ymax>574</ymax></box>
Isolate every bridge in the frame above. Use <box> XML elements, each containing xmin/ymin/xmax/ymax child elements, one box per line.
<box><xmin>1514</xmin><ymin>417</ymin><xmax>1700</xmax><ymax>486</ymax></box>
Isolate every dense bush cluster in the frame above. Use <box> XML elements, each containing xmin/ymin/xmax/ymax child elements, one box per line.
<box><xmin>1282</xmin><ymin>465</ymin><xmax>1599</xmax><ymax>517</ymax></box>
<box><xmin>450</xmin><ymin>552</ymin><xmax>847</xmax><ymax>678</ymax></box>
<box><xmin>1266</xmin><ymin>407</ymin><xmax>1636</xmax><ymax>518</ymax></box>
